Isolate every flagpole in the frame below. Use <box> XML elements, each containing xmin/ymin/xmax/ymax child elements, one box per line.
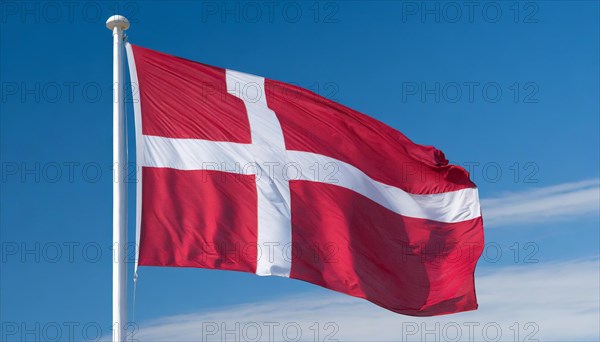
<box><xmin>106</xmin><ymin>15</ymin><xmax>130</xmax><ymax>342</ymax></box>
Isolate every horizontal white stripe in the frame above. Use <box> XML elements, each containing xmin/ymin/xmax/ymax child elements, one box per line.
<box><xmin>143</xmin><ymin>135</ymin><xmax>481</xmax><ymax>224</ymax></box>
<box><xmin>143</xmin><ymin>135</ymin><xmax>255</xmax><ymax>174</ymax></box>
<box><xmin>289</xmin><ymin>151</ymin><xmax>481</xmax><ymax>223</ymax></box>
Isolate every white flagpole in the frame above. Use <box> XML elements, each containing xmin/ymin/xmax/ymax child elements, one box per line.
<box><xmin>106</xmin><ymin>15</ymin><xmax>130</xmax><ymax>342</ymax></box>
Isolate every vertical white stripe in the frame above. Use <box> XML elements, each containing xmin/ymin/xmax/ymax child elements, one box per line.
<box><xmin>226</xmin><ymin>70</ymin><xmax>292</xmax><ymax>277</ymax></box>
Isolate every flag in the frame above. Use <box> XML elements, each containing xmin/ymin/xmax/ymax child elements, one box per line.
<box><xmin>126</xmin><ymin>43</ymin><xmax>484</xmax><ymax>316</ymax></box>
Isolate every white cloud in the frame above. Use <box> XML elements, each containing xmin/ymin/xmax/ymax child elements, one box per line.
<box><xmin>132</xmin><ymin>259</ymin><xmax>600</xmax><ymax>341</ymax></box>
<box><xmin>482</xmin><ymin>179</ymin><xmax>600</xmax><ymax>227</ymax></box>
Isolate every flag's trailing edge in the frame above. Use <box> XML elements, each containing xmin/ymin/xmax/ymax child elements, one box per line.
<box><xmin>125</xmin><ymin>43</ymin><xmax>484</xmax><ymax>317</ymax></box>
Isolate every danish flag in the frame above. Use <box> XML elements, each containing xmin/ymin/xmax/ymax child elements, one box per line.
<box><xmin>126</xmin><ymin>44</ymin><xmax>484</xmax><ymax>316</ymax></box>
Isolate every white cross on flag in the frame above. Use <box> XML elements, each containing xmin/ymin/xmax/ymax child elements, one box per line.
<box><xmin>126</xmin><ymin>43</ymin><xmax>484</xmax><ymax>316</ymax></box>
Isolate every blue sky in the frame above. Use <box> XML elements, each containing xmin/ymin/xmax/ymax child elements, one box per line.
<box><xmin>1</xmin><ymin>1</ymin><xmax>599</xmax><ymax>341</ymax></box>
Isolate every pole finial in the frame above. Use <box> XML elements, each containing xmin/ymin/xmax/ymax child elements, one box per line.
<box><xmin>106</xmin><ymin>15</ymin><xmax>130</xmax><ymax>31</ymax></box>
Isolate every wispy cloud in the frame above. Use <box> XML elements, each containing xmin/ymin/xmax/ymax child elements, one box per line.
<box><xmin>482</xmin><ymin>179</ymin><xmax>600</xmax><ymax>227</ymax></box>
<box><xmin>131</xmin><ymin>259</ymin><xmax>599</xmax><ymax>341</ymax></box>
